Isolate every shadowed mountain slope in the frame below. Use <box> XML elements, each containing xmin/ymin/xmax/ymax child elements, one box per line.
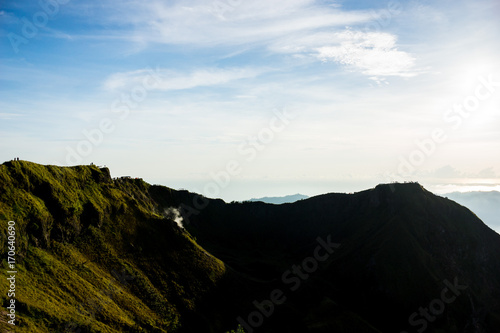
<box><xmin>181</xmin><ymin>183</ymin><xmax>500</xmax><ymax>332</ymax></box>
<box><xmin>1</xmin><ymin>161</ymin><xmax>500</xmax><ymax>333</ymax></box>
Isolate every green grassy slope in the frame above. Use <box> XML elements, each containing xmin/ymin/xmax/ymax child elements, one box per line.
<box><xmin>2</xmin><ymin>161</ymin><xmax>500</xmax><ymax>333</ymax></box>
<box><xmin>0</xmin><ymin>160</ymin><xmax>227</xmax><ymax>332</ymax></box>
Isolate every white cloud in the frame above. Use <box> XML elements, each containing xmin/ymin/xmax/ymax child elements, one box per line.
<box><xmin>268</xmin><ymin>29</ymin><xmax>418</xmax><ymax>78</ymax></box>
<box><xmin>315</xmin><ymin>30</ymin><xmax>417</xmax><ymax>77</ymax></box>
<box><xmin>72</xmin><ymin>1</ymin><xmax>417</xmax><ymax>79</ymax></box>
<box><xmin>268</xmin><ymin>31</ymin><xmax>342</xmax><ymax>54</ymax></box>
<box><xmin>139</xmin><ymin>0</ymin><xmax>373</xmax><ymax>45</ymax></box>
<box><xmin>104</xmin><ymin>67</ymin><xmax>267</xmax><ymax>91</ymax></box>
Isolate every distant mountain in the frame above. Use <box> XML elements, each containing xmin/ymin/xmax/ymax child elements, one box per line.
<box><xmin>1</xmin><ymin>161</ymin><xmax>500</xmax><ymax>333</ymax></box>
<box><xmin>248</xmin><ymin>193</ymin><xmax>309</xmax><ymax>204</ymax></box>
<box><xmin>443</xmin><ymin>191</ymin><xmax>500</xmax><ymax>233</ymax></box>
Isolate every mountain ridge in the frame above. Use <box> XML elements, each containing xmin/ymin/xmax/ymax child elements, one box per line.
<box><xmin>1</xmin><ymin>161</ymin><xmax>500</xmax><ymax>332</ymax></box>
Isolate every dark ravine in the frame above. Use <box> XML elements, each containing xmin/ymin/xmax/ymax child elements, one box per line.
<box><xmin>1</xmin><ymin>161</ymin><xmax>500</xmax><ymax>332</ymax></box>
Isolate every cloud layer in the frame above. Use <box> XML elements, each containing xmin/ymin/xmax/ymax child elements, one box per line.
<box><xmin>102</xmin><ymin>0</ymin><xmax>417</xmax><ymax>79</ymax></box>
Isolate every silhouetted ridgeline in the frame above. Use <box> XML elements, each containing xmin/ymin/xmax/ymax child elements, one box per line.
<box><xmin>1</xmin><ymin>161</ymin><xmax>499</xmax><ymax>332</ymax></box>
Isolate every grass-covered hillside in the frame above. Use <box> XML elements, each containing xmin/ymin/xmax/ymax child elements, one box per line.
<box><xmin>0</xmin><ymin>160</ymin><xmax>230</xmax><ymax>332</ymax></box>
<box><xmin>2</xmin><ymin>161</ymin><xmax>500</xmax><ymax>333</ymax></box>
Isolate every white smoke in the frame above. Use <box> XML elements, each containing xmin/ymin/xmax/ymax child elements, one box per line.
<box><xmin>164</xmin><ymin>207</ymin><xmax>184</xmax><ymax>229</ymax></box>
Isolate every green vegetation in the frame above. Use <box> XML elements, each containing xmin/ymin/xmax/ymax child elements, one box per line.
<box><xmin>225</xmin><ymin>325</ymin><xmax>246</xmax><ymax>333</ymax></box>
<box><xmin>1</xmin><ymin>161</ymin><xmax>500</xmax><ymax>332</ymax></box>
<box><xmin>0</xmin><ymin>161</ymin><xmax>226</xmax><ymax>332</ymax></box>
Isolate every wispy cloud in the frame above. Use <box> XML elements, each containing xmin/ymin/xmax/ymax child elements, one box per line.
<box><xmin>104</xmin><ymin>67</ymin><xmax>267</xmax><ymax>91</ymax></box>
<box><xmin>23</xmin><ymin>0</ymin><xmax>417</xmax><ymax>79</ymax></box>
<box><xmin>0</xmin><ymin>113</ymin><xmax>23</xmax><ymax>120</ymax></box>
<box><xmin>107</xmin><ymin>1</ymin><xmax>416</xmax><ymax>78</ymax></box>
<box><xmin>138</xmin><ymin>0</ymin><xmax>373</xmax><ymax>45</ymax></box>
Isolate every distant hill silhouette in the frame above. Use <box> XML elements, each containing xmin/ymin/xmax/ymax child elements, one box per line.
<box><xmin>1</xmin><ymin>161</ymin><xmax>500</xmax><ymax>332</ymax></box>
<box><xmin>248</xmin><ymin>193</ymin><xmax>309</xmax><ymax>204</ymax></box>
<box><xmin>443</xmin><ymin>191</ymin><xmax>500</xmax><ymax>234</ymax></box>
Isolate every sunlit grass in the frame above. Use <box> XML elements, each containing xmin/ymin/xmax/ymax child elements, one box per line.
<box><xmin>0</xmin><ymin>160</ymin><xmax>226</xmax><ymax>332</ymax></box>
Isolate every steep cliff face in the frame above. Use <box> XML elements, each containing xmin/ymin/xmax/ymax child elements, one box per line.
<box><xmin>0</xmin><ymin>161</ymin><xmax>228</xmax><ymax>333</ymax></box>
<box><xmin>1</xmin><ymin>161</ymin><xmax>500</xmax><ymax>333</ymax></box>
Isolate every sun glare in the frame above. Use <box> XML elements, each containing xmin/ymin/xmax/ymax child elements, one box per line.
<box><xmin>452</xmin><ymin>59</ymin><xmax>497</xmax><ymax>92</ymax></box>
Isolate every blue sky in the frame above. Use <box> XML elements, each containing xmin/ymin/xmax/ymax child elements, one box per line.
<box><xmin>1</xmin><ymin>0</ymin><xmax>500</xmax><ymax>201</ymax></box>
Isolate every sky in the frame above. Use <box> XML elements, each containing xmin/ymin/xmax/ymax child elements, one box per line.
<box><xmin>1</xmin><ymin>0</ymin><xmax>500</xmax><ymax>202</ymax></box>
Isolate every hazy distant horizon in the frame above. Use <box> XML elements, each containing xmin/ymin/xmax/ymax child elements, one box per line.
<box><xmin>4</xmin><ymin>158</ymin><xmax>499</xmax><ymax>203</ymax></box>
<box><xmin>147</xmin><ymin>176</ymin><xmax>500</xmax><ymax>203</ymax></box>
